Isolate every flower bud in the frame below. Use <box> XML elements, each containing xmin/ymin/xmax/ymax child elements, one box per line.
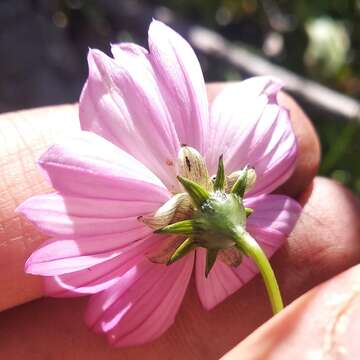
<box><xmin>178</xmin><ymin>145</ymin><xmax>212</xmax><ymax>190</ymax></box>
<box><xmin>227</xmin><ymin>166</ymin><xmax>257</xmax><ymax>194</ymax></box>
<box><xmin>139</xmin><ymin>193</ymin><xmax>192</xmax><ymax>229</ymax></box>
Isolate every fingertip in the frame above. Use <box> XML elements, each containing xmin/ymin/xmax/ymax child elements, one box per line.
<box><xmin>222</xmin><ymin>265</ymin><xmax>360</xmax><ymax>360</ymax></box>
<box><xmin>276</xmin><ymin>92</ymin><xmax>321</xmax><ymax>198</ymax></box>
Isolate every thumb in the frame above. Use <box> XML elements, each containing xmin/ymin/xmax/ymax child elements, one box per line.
<box><xmin>222</xmin><ymin>264</ymin><xmax>360</xmax><ymax>360</ymax></box>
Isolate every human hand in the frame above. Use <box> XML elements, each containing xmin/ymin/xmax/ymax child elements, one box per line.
<box><xmin>0</xmin><ymin>84</ymin><xmax>359</xmax><ymax>359</ymax></box>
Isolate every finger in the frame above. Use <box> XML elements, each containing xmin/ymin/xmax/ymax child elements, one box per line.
<box><xmin>0</xmin><ymin>104</ymin><xmax>79</xmax><ymax>310</ymax></box>
<box><xmin>206</xmin><ymin>83</ymin><xmax>321</xmax><ymax>198</ymax></box>
<box><xmin>0</xmin><ymin>177</ymin><xmax>359</xmax><ymax>359</ymax></box>
<box><xmin>222</xmin><ymin>264</ymin><xmax>360</xmax><ymax>360</ymax></box>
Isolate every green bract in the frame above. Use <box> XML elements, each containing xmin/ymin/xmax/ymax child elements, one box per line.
<box><xmin>157</xmin><ymin>152</ymin><xmax>255</xmax><ymax>277</ymax></box>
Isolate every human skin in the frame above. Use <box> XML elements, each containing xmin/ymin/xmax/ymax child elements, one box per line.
<box><xmin>0</xmin><ymin>84</ymin><xmax>359</xmax><ymax>359</ymax></box>
<box><xmin>223</xmin><ymin>263</ymin><xmax>360</xmax><ymax>359</ymax></box>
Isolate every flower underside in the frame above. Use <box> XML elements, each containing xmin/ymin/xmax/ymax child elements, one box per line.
<box><xmin>17</xmin><ymin>20</ymin><xmax>304</xmax><ymax>347</ymax></box>
<box><xmin>140</xmin><ymin>146</ymin><xmax>257</xmax><ymax>277</ymax></box>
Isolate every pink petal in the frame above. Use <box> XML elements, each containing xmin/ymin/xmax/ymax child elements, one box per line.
<box><xmin>79</xmin><ymin>48</ymin><xmax>180</xmax><ymax>191</ymax></box>
<box><xmin>37</xmin><ymin>131</ymin><xmax>170</xmax><ymax>201</ymax></box>
<box><xmin>195</xmin><ymin>194</ymin><xmax>301</xmax><ymax>310</ymax></box>
<box><xmin>18</xmin><ymin>193</ymin><xmax>159</xmax><ymax>237</ymax></box>
<box><xmin>43</xmin><ymin>234</ymin><xmax>166</xmax><ymax>297</ymax></box>
<box><xmin>85</xmin><ymin>254</ymin><xmax>194</xmax><ymax>347</ymax></box>
<box><xmin>245</xmin><ymin>194</ymin><xmax>302</xmax><ymax>243</ymax></box>
<box><xmin>207</xmin><ymin>76</ymin><xmax>297</xmax><ymax>195</ymax></box>
<box><xmin>148</xmin><ymin>20</ymin><xmax>209</xmax><ymax>153</ymax></box>
<box><xmin>195</xmin><ymin>248</ymin><xmax>252</xmax><ymax>310</ymax></box>
<box><xmin>111</xmin><ymin>43</ymin><xmax>149</xmax><ymax>60</ymax></box>
<box><xmin>25</xmin><ymin>228</ymin><xmax>151</xmax><ymax>276</ymax></box>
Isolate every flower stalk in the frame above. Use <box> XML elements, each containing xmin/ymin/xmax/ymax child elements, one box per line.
<box><xmin>232</xmin><ymin>230</ymin><xmax>284</xmax><ymax>314</ymax></box>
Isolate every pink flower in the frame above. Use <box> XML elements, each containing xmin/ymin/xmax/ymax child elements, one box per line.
<box><xmin>18</xmin><ymin>20</ymin><xmax>301</xmax><ymax>346</ymax></box>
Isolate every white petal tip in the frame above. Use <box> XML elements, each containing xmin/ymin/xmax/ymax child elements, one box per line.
<box><xmin>201</xmin><ymin>301</ymin><xmax>214</xmax><ymax>311</ymax></box>
<box><xmin>264</xmin><ymin>78</ymin><xmax>284</xmax><ymax>98</ymax></box>
<box><xmin>149</xmin><ymin>19</ymin><xmax>171</xmax><ymax>36</ymax></box>
<box><xmin>15</xmin><ymin>199</ymin><xmax>32</xmax><ymax>216</ymax></box>
<box><xmin>24</xmin><ymin>257</ymin><xmax>37</xmax><ymax>275</ymax></box>
<box><xmin>14</xmin><ymin>204</ymin><xmax>24</xmax><ymax>215</ymax></box>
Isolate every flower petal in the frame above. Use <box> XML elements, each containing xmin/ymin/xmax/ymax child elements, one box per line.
<box><xmin>195</xmin><ymin>194</ymin><xmax>301</xmax><ymax>310</ymax></box>
<box><xmin>148</xmin><ymin>20</ymin><xmax>209</xmax><ymax>153</ymax></box>
<box><xmin>245</xmin><ymin>194</ymin><xmax>302</xmax><ymax>243</ymax></box>
<box><xmin>79</xmin><ymin>48</ymin><xmax>180</xmax><ymax>191</ymax></box>
<box><xmin>42</xmin><ymin>234</ymin><xmax>167</xmax><ymax>296</ymax></box>
<box><xmin>25</xmin><ymin>228</ymin><xmax>152</xmax><ymax>276</ymax></box>
<box><xmin>111</xmin><ymin>43</ymin><xmax>149</xmax><ymax>60</ymax></box>
<box><xmin>18</xmin><ymin>193</ymin><xmax>159</xmax><ymax>237</ymax></box>
<box><xmin>195</xmin><ymin>248</ymin><xmax>252</xmax><ymax>310</ymax></box>
<box><xmin>85</xmin><ymin>254</ymin><xmax>194</xmax><ymax>346</ymax></box>
<box><xmin>37</xmin><ymin>131</ymin><xmax>170</xmax><ymax>201</ymax></box>
<box><xmin>207</xmin><ymin>76</ymin><xmax>297</xmax><ymax>195</ymax></box>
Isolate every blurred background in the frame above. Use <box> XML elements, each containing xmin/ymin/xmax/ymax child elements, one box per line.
<box><xmin>0</xmin><ymin>0</ymin><xmax>359</xmax><ymax>194</ymax></box>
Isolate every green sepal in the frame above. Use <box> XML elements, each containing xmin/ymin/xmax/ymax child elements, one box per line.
<box><xmin>177</xmin><ymin>175</ymin><xmax>209</xmax><ymax>208</ymax></box>
<box><xmin>205</xmin><ymin>249</ymin><xmax>218</xmax><ymax>277</ymax></box>
<box><xmin>155</xmin><ymin>219</ymin><xmax>194</xmax><ymax>235</ymax></box>
<box><xmin>168</xmin><ymin>238</ymin><xmax>196</xmax><ymax>265</ymax></box>
<box><xmin>245</xmin><ymin>207</ymin><xmax>253</xmax><ymax>217</ymax></box>
<box><xmin>231</xmin><ymin>168</ymin><xmax>248</xmax><ymax>197</ymax></box>
<box><xmin>213</xmin><ymin>155</ymin><xmax>225</xmax><ymax>191</ymax></box>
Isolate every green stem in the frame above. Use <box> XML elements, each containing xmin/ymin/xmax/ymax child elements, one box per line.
<box><xmin>233</xmin><ymin>230</ymin><xmax>283</xmax><ymax>314</ymax></box>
